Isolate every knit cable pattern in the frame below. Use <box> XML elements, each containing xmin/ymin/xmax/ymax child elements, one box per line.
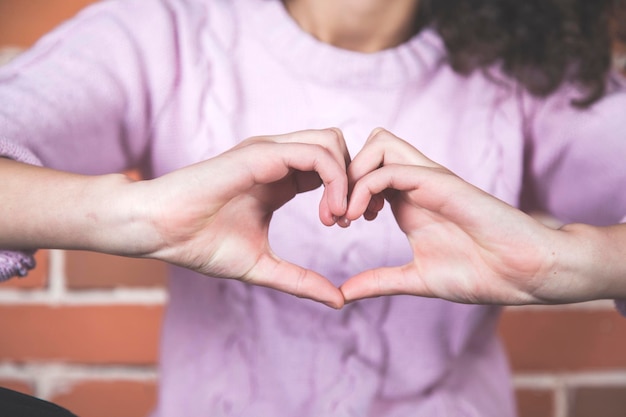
<box><xmin>0</xmin><ymin>250</ymin><xmax>36</xmax><ymax>281</ymax></box>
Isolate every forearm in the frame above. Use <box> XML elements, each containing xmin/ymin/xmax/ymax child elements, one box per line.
<box><xmin>0</xmin><ymin>158</ymin><xmax>157</xmax><ymax>256</ymax></box>
<box><xmin>551</xmin><ymin>222</ymin><xmax>626</xmax><ymax>302</ymax></box>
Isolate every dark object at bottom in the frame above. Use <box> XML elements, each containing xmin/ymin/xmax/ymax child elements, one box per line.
<box><xmin>0</xmin><ymin>387</ymin><xmax>78</xmax><ymax>417</ymax></box>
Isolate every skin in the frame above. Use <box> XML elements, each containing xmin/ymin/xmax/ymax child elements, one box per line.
<box><xmin>282</xmin><ymin>0</ymin><xmax>420</xmax><ymax>52</ymax></box>
<box><xmin>277</xmin><ymin>2</ymin><xmax>626</xmax><ymax>306</ymax></box>
<box><xmin>3</xmin><ymin>0</ymin><xmax>418</xmax><ymax>309</ymax></box>
<box><xmin>3</xmin><ymin>1</ymin><xmax>625</xmax><ymax>308</ymax></box>
<box><xmin>0</xmin><ymin>129</ymin><xmax>350</xmax><ymax>308</ymax></box>
<box><xmin>339</xmin><ymin>129</ymin><xmax>626</xmax><ymax>305</ymax></box>
<box><xmin>1</xmin><ymin>0</ymin><xmax>414</xmax><ymax>310</ymax></box>
<box><xmin>3</xmin><ymin>125</ymin><xmax>626</xmax><ymax>308</ymax></box>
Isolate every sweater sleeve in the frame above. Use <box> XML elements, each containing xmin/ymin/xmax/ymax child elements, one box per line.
<box><xmin>0</xmin><ymin>0</ymin><xmax>180</xmax><ymax>280</ymax></box>
<box><xmin>0</xmin><ymin>0</ymin><xmax>182</xmax><ymax>175</ymax></box>
<box><xmin>521</xmin><ymin>78</ymin><xmax>626</xmax><ymax>226</ymax></box>
<box><xmin>0</xmin><ymin>251</ymin><xmax>37</xmax><ymax>282</ymax></box>
<box><xmin>521</xmin><ymin>78</ymin><xmax>626</xmax><ymax>316</ymax></box>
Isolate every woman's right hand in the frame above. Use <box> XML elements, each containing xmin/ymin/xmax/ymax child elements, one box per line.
<box><xmin>0</xmin><ymin>129</ymin><xmax>350</xmax><ymax>308</ymax></box>
<box><xmin>134</xmin><ymin>129</ymin><xmax>350</xmax><ymax>308</ymax></box>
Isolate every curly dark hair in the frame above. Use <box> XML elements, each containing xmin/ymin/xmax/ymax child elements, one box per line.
<box><xmin>416</xmin><ymin>0</ymin><xmax>622</xmax><ymax>107</ymax></box>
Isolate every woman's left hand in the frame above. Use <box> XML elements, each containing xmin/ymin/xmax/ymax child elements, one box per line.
<box><xmin>339</xmin><ymin>129</ymin><xmax>583</xmax><ymax>305</ymax></box>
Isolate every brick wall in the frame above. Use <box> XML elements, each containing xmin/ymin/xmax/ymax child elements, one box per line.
<box><xmin>0</xmin><ymin>250</ymin><xmax>165</xmax><ymax>417</ymax></box>
<box><xmin>1</xmin><ymin>2</ymin><xmax>626</xmax><ymax>417</ymax></box>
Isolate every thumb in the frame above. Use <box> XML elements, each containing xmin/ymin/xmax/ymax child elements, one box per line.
<box><xmin>340</xmin><ymin>264</ymin><xmax>425</xmax><ymax>302</ymax></box>
<box><xmin>246</xmin><ymin>254</ymin><xmax>345</xmax><ymax>309</ymax></box>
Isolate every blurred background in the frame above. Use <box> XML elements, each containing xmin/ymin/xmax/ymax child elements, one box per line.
<box><xmin>1</xmin><ymin>1</ymin><xmax>626</xmax><ymax>417</ymax></box>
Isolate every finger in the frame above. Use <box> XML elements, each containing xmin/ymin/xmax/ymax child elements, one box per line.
<box><xmin>248</xmin><ymin>128</ymin><xmax>352</xmax><ymax>175</ymax></box>
<box><xmin>273</xmin><ymin>128</ymin><xmax>351</xmax><ymax>225</ymax></box>
<box><xmin>346</xmin><ymin>164</ymin><xmax>453</xmax><ymax>220</ymax></box>
<box><xmin>285</xmin><ymin>128</ymin><xmax>352</xmax><ymax>170</ymax></box>
<box><xmin>346</xmin><ymin>164</ymin><xmax>404</xmax><ymax>220</ymax></box>
<box><xmin>217</xmin><ymin>141</ymin><xmax>349</xmax><ymax>219</ymax></box>
<box><xmin>348</xmin><ymin>128</ymin><xmax>440</xmax><ymax>186</ymax></box>
<box><xmin>246</xmin><ymin>253</ymin><xmax>345</xmax><ymax>309</ymax></box>
<box><xmin>338</xmin><ymin>191</ymin><xmax>385</xmax><ymax>224</ymax></box>
<box><xmin>208</xmin><ymin>130</ymin><xmax>351</xmax><ymax>222</ymax></box>
<box><xmin>320</xmin><ymin>185</ymin><xmax>352</xmax><ymax>227</ymax></box>
<box><xmin>364</xmin><ymin>193</ymin><xmax>385</xmax><ymax>220</ymax></box>
<box><xmin>340</xmin><ymin>264</ymin><xmax>426</xmax><ymax>302</ymax></box>
<box><xmin>319</xmin><ymin>184</ymin><xmax>341</xmax><ymax>227</ymax></box>
<box><xmin>292</xmin><ymin>170</ymin><xmax>342</xmax><ymax>226</ymax></box>
<box><xmin>265</xmin><ymin>142</ymin><xmax>348</xmax><ymax>218</ymax></box>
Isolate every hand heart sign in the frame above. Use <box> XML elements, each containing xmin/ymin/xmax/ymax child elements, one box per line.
<box><xmin>142</xmin><ymin>128</ymin><xmax>556</xmax><ymax>310</ymax></box>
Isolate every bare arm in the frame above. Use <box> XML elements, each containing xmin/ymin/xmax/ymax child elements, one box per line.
<box><xmin>0</xmin><ymin>158</ymin><xmax>142</xmax><ymax>253</ymax></box>
<box><xmin>340</xmin><ymin>129</ymin><xmax>626</xmax><ymax>305</ymax></box>
<box><xmin>1</xmin><ymin>128</ymin><xmax>350</xmax><ymax>308</ymax></box>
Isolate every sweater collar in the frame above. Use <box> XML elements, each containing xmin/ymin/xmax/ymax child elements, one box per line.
<box><xmin>240</xmin><ymin>0</ymin><xmax>446</xmax><ymax>88</ymax></box>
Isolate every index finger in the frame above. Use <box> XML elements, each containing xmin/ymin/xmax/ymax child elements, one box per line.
<box><xmin>242</xmin><ymin>142</ymin><xmax>349</xmax><ymax>222</ymax></box>
<box><xmin>348</xmin><ymin>128</ymin><xmax>440</xmax><ymax>186</ymax></box>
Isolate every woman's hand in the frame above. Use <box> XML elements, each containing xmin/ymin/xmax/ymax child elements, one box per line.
<box><xmin>133</xmin><ymin>129</ymin><xmax>350</xmax><ymax>308</ymax></box>
<box><xmin>339</xmin><ymin>129</ymin><xmax>609</xmax><ymax>305</ymax></box>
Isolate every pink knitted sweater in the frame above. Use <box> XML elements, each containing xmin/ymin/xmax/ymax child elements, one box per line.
<box><xmin>2</xmin><ymin>0</ymin><xmax>626</xmax><ymax>415</ymax></box>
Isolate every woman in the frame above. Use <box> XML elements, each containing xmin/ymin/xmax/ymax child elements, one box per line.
<box><xmin>1</xmin><ymin>0</ymin><xmax>625</xmax><ymax>415</ymax></box>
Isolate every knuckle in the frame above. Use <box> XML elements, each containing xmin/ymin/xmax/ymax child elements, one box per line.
<box><xmin>432</xmin><ymin>165</ymin><xmax>454</xmax><ymax>176</ymax></box>
<box><xmin>374</xmin><ymin>268</ymin><xmax>385</xmax><ymax>294</ymax></box>
<box><xmin>325</xmin><ymin>127</ymin><xmax>343</xmax><ymax>141</ymax></box>
<box><xmin>369</xmin><ymin>127</ymin><xmax>392</xmax><ymax>143</ymax></box>
<box><xmin>293</xmin><ymin>268</ymin><xmax>308</xmax><ymax>297</ymax></box>
<box><xmin>319</xmin><ymin>127</ymin><xmax>344</xmax><ymax>149</ymax></box>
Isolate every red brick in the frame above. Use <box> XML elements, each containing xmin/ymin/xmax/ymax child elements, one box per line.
<box><xmin>499</xmin><ymin>309</ymin><xmax>626</xmax><ymax>371</ymax></box>
<box><xmin>516</xmin><ymin>388</ymin><xmax>554</xmax><ymax>417</ymax></box>
<box><xmin>65</xmin><ymin>251</ymin><xmax>167</xmax><ymax>289</ymax></box>
<box><xmin>0</xmin><ymin>379</ymin><xmax>35</xmax><ymax>396</ymax></box>
<box><xmin>0</xmin><ymin>250</ymin><xmax>48</xmax><ymax>290</ymax></box>
<box><xmin>0</xmin><ymin>0</ymin><xmax>99</xmax><ymax>47</ymax></box>
<box><xmin>51</xmin><ymin>380</ymin><xmax>157</xmax><ymax>417</ymax></box>
<box><xmin>0</xmin><ymin>305</ymin><xmax>163</xmax><ymax>364</ymax></box>
<box><xmin>570</xmin><ymin>386</ymin><xmax>626</xmax><ymax>417</ymax></box>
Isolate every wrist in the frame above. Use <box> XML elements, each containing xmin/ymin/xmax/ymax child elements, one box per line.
<box><xmin>550</xmin><ymin>223</ymin><xmax>626</xmax><ymax>302</ymax></box>
<box><xmin>83</xmin><ymin>174</ymin><xmax>164</xmax><ymax>257</ymax></box>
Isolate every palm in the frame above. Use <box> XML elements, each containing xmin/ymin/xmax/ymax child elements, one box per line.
<box><xmin>188</xmin><ymin>175</ymin><xmax>302</xmax><ymax>279</ymax></box>
<box><xmin>340</xmin><ymin>128</ymin><xmax>556</xmax><ymax>305</ymax></box>
<box><xmin>145</xmin><ymin>129</ymin><xmax>350</xmax><ymax>308</ymax></box>
<box><xmin>387</xmin><ymin>190</ymin><xmax>547</xmax><ymax>304</ymax></box>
